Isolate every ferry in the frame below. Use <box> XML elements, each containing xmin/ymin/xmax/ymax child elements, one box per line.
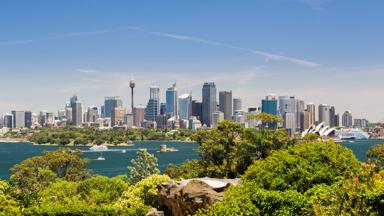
<box><xmin>336</xmin><ymin>128</ymin><xmax>369</xmax><ymax>140</ymax></box>
<box><xmin>89</xmin><ymin>144</ymin><xmax>108</xmax><ymax>152</ymax></box>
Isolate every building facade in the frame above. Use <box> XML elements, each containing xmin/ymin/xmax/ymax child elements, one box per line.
<box><xmin>202</xmin><ymin>82</ymin><xmax>217</xmax><ymax>127</ymax></box>
<box><xmin>219</xmin><ymin>91</ymin><xmax>233</xmax><ymax>120</ymax></box>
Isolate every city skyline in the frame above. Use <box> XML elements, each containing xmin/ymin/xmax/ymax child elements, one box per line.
<box><xmin>1</xmin><ymin>1</ymin><xmax>383</xmax><ymax>122</ymax></box>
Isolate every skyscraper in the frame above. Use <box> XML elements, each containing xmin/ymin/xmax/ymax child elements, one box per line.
<box><xmin>342</xmin><ymin>111</ymin><xmax>353</xmax><ymax>127</ymax></box>
<box><xmin>219</xmin><ymin>91</ymin><xmax>233</xmax><ymax>120</ymax></box>
<box><xmin>212</xmin><ymin>111</ymin><xmax>224</xmax><ymax>128</ymax></box>
<box><xmin>318</xmin><ymin>104</ymin><xmax>331</xmax><ymax>126</ymax></box>
<box><xmin>104</xmin><ymin>96</ymin><xmax>123</xmax><ymax>118</ymax></box>
<box><xmin>144</xmin><ymin>86</ymin><xmax>160</xmax><ymax>121</ymax></box>
<box><xmin>307</xmin><ymin>103</ymin><xmax>316</xmax><ymax>125</ymax></box>
<box><xmin>12</xmin><ymin>111</ymin><xmax>25</xmax><ymax>129</ymax></box>
<box><xmin>191</xmin><ymin>100</ymin><xmax>203</xmax><ymax>120</ymax></box>
<box><xmin>133</xmin><ymin>105</ymin><xmax>145</xmax><ymax>127</ymax></box>
<box><xmin>111</xmin><ymin>107</ymin><xmax>126</xmax><ymax>126</ymax></box>
<box><xmin>279</xmin><ymin>96</ymin><xmax>298</xmax><ymax>132</ymax></box>
<box><xmin>329</xmin><ymin>106</ymin><xmax>336</xmax><ymax>127</ymax></box>
<box><xmin>86</xmin><ymin>106</ymin><xmax>99</xmax><ymax>123</ymax></box>
<box><xmin>24</xmin><ymin>111</ymin><xmax>32</xmax><ymax>128</ymax></box>
<box><xmin>3</xmin><ymin>114</ymin><xmax>13</xmax><ymax>128</ymax></box>
<box><xmin>178</xmin><ymin>93</ymin><xmax>192</xmax><ymax>120</ymax></box>
<box><xmin>72</xmin><ymin>101</ymin><xmax>83</xmax><ymax>126</ymax></box>
<box><xmin>166</xmin><ymin>83</ymin><xmax>177</xmax><ymax>118</ymax></box>
<box><xmin>300</xmin><ymin>111</ymin><xmax>311</xmax><ymax>131</ymax></box>
<box><xmin>202</xmin><ymin>82</ymin><xmax>217</xmax><ymax>127</ymax></box>
<box><xmin>233</xmin><ymin>98</ymin><xmax>242</xmax><ymax>114</ymax></box>
<box><xmin>65</xmin><ymin>104</ymin><xmax>72</xmax><ymax>124</ymax></box>
<box><xmin>261</xmin><ymin>94</ymin><xmax>278</xmax><ymax>115</ymax></box>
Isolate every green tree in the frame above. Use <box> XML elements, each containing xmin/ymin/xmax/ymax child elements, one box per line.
<box><xmin>247</xmin><ymin>112</ymin><xmax>283</xmax><ymax>129</ymax></box>
<box><xmin>367</xmin><ymin>144</ymin><xmax>384</xmax><ymax>169</ymax></box>
<box><xmin>128</xmin><ymin>149</ymin><xmax>160</xmax><ymax>183</ymax></box>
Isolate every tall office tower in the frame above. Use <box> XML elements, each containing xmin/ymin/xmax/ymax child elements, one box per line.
<box><xmin>300</xmin><ymin>111</ymin><xmax>311</xmax><ymax>131</ymax></box>
<box><xmin>212</xmin><ymin>111</ymin><xmax>224</xmax><ymax>128</ymax></box>
<box><xmin>178</xmin><ymin>93</ymin><xmax>192</xmax><ymax>120</ymax></box>
<box><xmin>160</xmin><ymin>103</ymin><xmax>167</xmax><ymax>115</ymax></box>
<box><xmin>166</xmin><ymin>83</ymin><xmax>178</xmax><ymax>118</ymax></box>
<box><xmin>104</xmin><ymin>96</ymin><xmax>123</xmax><ymax>118</ymax></box>
<box><xmin>24</xmin><ymin>111</ymin><xmax>32</xmax><ymax>128</ymax></box>
<box><xmin>334</xmin><ymin>114</ymin><xmax>340</xmax><ymax>127</ymax></box>
<box><xmin>202</xmin><ymin>82</ymin><xmax>217</xmax><ymax>127</ymax></box>
<box><xmin>318</xmin><ymin>104</ymin><xmax>331</xmax><ymax>126</ymax></box>
<box><xmin>144</xmin><ymin>86</ymin><xmax>160</xmax><ymax>121</ymax></box>
<box><xmin>65</xmin><ymin>104</ymin><xmax>72</xmax><ymax>124</ymax></box>
<box><xmin>233</xmin><ymin>98</ymin><xmax>242</xmax><ymax>114</ymax></box>
<box><xmin>261</xmin><ymin>94</ymin><xmax>278</xmax><ymax>115</ymax></box>
<box><xmin>133</xmin><ymin>105</ymin><xmax>145</xmax><ymax>127</ymax></box>
<box><xmin>285</xmin><ymin>112</ymin><xmax>297</xmax><ymax>135</ymax></box>
<box><xmin>11</xmin><ymin>111</ymin><xmax>25</xmax><ymax>129</ymax></box>
<box><xmin>129</xmin><ymin>79</ymin><xmax>135</xmax><ymax>113</ymax></box>
<box><xmin>191</xmin><ymin>100</ymin><xmax>203</xmax><ymax>120</ymax></box>
<box><xmin>72</xmin><ymin>101</ymin><xmax>83</xmax><ymax>126</ymax></box>
<box><xmin>111</xmin><ymin>107</ymin><xmax>126</xmax><ymax>126</ymax></box>
<box><xmin>329</xmin><ymin>106</ymin><xmax>336</xmax><ymax>127</ymax></box>
<box><xmin>86</xmin><ymin>106</ymin><xmax>99</xmax><ymax>123</ymax></box>
<box><xmin>3</xmin><ymin>114</ymin><xmax>13</xmax><ymax>128</ymax></box>
<box><xmin>307</xmin><ymin>103</ymin><xmax>316</xmax><ymax>125</ymax></box>
<box><xmin>279</xmin><ymin>96</ymin><xmax>298</xmax><ymax>132</ymax></box>
<box><xmin>46</xmin><ymin>112</ymin><xmax>55</xmax><ymax>125</ymax></box>
<box><xmin>219</xmin><ymin>91</ymin><xmax>233</xmax><ymax>120</ymax></box>
<box><xmin>342</xmin><ymin>111</ymin><xmax>353</xmax><ymax>128</ymax></box>
<box><xmin>296</xmin><ymin>100</ymin><xmax>305</xmax><ymax>131</ymax></box>
<box><xmin>39</xmin><ymin>110</ymin><xmax>48</xmax><ymax>126</ymax></box>
<box><xmin>100</xmin><ymin>105</ymin><xmax>105</xmax><ymax>118</ymax></box>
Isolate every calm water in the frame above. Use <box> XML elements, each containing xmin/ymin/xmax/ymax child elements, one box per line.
<box><xmin>0</xmin><ymin>141</ymin><xmax>199</xmax><ymax>179</ymax></box>
<box><xmin>0</xmin><ymin>139</ymin><xmax>383</xmax><ymax>179</ymax></box>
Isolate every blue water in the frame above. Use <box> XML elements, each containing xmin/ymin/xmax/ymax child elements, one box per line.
<box><xmin>0</xmin><ymin>139</ymin><xmax>383</xmax><ymax>179</ymax></box>
<box><xmin>0</xmin><ymin>141</ymin><xmax>199</xmax><ymax>179</ymax></box>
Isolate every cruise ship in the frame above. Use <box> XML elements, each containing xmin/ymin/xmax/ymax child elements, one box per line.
<box><xmin>336</xmin><ymin>128</ymin><xmax>369</xmax><ymax>140</ymax></box>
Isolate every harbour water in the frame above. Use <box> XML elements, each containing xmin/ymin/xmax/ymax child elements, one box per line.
<box><xmin>0</xmin><ymin>139</ymin><xmax>383</xmax><ymax>179</ymax></box>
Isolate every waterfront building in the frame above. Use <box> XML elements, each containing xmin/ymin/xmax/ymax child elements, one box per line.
<box><xmin>24</xmin><ymin>111</ymin><xmax>32</xmax><ymax>128</ymax></box>
<box><xmin>3</xmin><ymin>114</ymin><xmax>13</xmax><ymax>128</ymax></box>
<box><xmin>212</xmin><ymin>111</ymin><xmax>224</xmax><ymax>128</ymax></box>
<box><xmin>111</xmin><ymin>107</ymin><xmax>126</xmax><ymax>127</ymax></box>
<box><xmin>219</xmin><ymin>91</ymin><xmax>233</xmax><ymax>120</ymax></box>
<box><xmin>188</xmin><ymin>116</ymin><xmax>202</xmax><ymax>130</ymax></box>
<box><xmin>262</xmin><ymin>94</ymin><xmax>278</xmax><ymax>115</ymax></box>
<box><xmin>191</xmin><ymin>100</ymin><xmax>203</xmax><ymax>120</ymax></box>
<box><xmin>104</xmin><ymin>96</ymin><xmax>123</xmax><ymax>118</ymax></box>
<box><xmin>318</xmin><ymin>104</ymin><xmax>331</xmax><ymax>126</ymax></box>
<box><xmin>178</xmin><ymin>93</ymin><xmax>192</xmax><ymax>120</ymax></box>
<box><xmin>342</xmin><ymin>111</ymin><xmax>353</xmax><ymax>128</ymax></box>
<box><xmin>166</xmin><ymin>83</ymin><xmax>178</xmax><ymax>118</ymax></box>
<box><xmin>12</xmin><ymin>111</ymin><xmax>25</xmax><ymax>129</ymax></box>
<box><xmin>233</xmin><ymin>98</ymin><xmax>242</xmax><ymax>114</ymax></box>
<box><xmin>144</xmin><ymin>86</ymin><xmax>160</xmax><ymax>122</ymax></box>
<box><xmin>354</xmin><ymin>119</ymin><xmax>369</xmax><ymax>128</ymax></box>
<box><xmin>133</xmin><ymin>105</ymin><xmax>145</xmax><ymax>127</ymax></box>
<box><xmin>202</xmin><ymin>82</ymin><xmax>217</xmax><ymax>127</ymax></box>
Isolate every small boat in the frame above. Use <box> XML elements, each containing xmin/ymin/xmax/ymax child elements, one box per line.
<box><xmin>121</xmin><ymin>149</ymin><xmax>127</xmax><ymax>153</ymax></box>
<box><xmin>96</xmin><ymin>153</ymin><xmax>105</xmax><ymax>160</ymax></box>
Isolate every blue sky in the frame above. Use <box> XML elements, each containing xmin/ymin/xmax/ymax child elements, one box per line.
<box><xmin>0</xmin><ymin>0</ymin><xmax>383</xmax><ymax>122</ymax></box>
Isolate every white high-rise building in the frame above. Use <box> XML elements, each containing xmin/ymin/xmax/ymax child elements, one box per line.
<box><xmin>178</xmin><ymin>93</ymin><xmax>192</xmax><ymax>120</ymax></box>
<box><xmin>318</xmin><ymin>104</ymin><xmax>331</xmax><ymax>126</ymax></box>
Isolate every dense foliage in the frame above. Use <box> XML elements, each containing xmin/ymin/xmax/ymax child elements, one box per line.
<box><xmin>26</xmin><ymin>127</ymin><xmax>192</xmax><ymax>145</ymax></box>
<box><xmin>128</xmin><ymin>149</ymin><xmax>160</xmax><ymax>183</ymax></box>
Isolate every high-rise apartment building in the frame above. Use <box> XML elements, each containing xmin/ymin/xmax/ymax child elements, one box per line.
<box><xmin>219</xmin><ymin>91</ymin><xmax>232</xmax><ymax>120</ymax></box>
<box><xmin>307</xmin><ymin>103</ymin><xmax>316</xmax><ymax>125</ymax></box>
<box><xmin>202</xmin><ymin>82</ymin><xmax>217</xmax><ymax>127</ymax></box>
<box><xmin>342</xmin><ymin>110</ymin><xmax>353</xmax><ymax>128</ymax></box>
<box><xmin>166</xmin><ymin>83</ymin><xmax>177</xmax><ymax>118</ymax></box>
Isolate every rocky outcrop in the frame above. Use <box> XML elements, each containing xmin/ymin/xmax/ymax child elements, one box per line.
<box><xmin>146</xmin><ymin>208</ymin><xmax>165</xmax><ymax>216</ymax></box>
<box><xmin>157</xmin><ymin>178</ymin><xmax>239</xmax><ymax>216</ymax></box>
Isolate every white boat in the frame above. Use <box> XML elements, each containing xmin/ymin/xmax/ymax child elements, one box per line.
<box><xmin>89</xmin><ymin>145</ymin><xmax>108</xmax><ymax>151</ymax></box>
<box><xmin>121</xmin><ymin>149</ymin><xmax>127</xmax><ymax>153</ymax></box>
<box><xmin>96</xmin><ymin>156</ymin><xmax>105</xmax><ymax>160</ymax></box>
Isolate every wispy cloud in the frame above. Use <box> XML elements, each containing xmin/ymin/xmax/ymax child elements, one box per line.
<box><xmin>299</xmin><ymin>0</ymin><xmax>329</xmax><ymax>11</ymax></box>
<box><xmin>77</xmin><ymin>68</ymin><xmax>98</xmax><ymax>74</ymax></box>
<box><xmin>128</xmin><ymin>27</ymin><xmax>321</xmax><ymax>68</ymax></box>
<box><xmin>0</xmin><ymin>29</ymin><xmax>111</xmax><ymax>47</ymax></box>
